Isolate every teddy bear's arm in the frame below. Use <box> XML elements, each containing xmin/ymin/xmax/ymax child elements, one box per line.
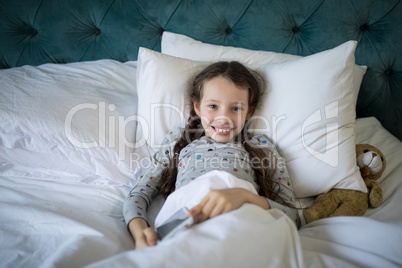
<box><xmin>365</xmin><ymin>179</ymin><xmax>383</xmax><ymax>208</ymax></box>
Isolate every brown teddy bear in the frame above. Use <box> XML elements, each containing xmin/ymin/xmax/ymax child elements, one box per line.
<box><xmin>303</xmin><ymin>144</ymin><xmax>386</xmax><ymax>224</ymax></box>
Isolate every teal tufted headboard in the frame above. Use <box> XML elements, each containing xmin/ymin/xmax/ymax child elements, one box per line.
<box><xmin>0</xmin><ymin>0</ymin><xmax>401</xmax><ymax>141</ymax></box>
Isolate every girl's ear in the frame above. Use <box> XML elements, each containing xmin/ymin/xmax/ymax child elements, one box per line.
<box><xmin>193</xmin><ymin>102</ymin><xmax>201</xmax><ymax>116</ymax></box>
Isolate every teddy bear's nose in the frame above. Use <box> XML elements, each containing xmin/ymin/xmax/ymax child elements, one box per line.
<box><xmin>372</xmin><ymin>153</ymin><xmax>377</xmax><ymax>158</ymax></box>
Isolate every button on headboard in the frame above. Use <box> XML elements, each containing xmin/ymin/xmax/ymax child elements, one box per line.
<box><xmin>0</xmin><ymin>0</ymin><xmax>401</xmax><ymax>140</ymax></box>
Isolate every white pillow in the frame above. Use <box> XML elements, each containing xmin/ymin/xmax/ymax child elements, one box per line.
<box><xmin>0</xmin><ymin>60</ymin><xmax>138</xmax><ymax>185</ymax></box>
<box><xmin>136</xmin><ymin>44</ymin><xmax>367</xmax><ymax>198</ymax></box>
<box><xmin>161</xmin><ymin>31</ymin><xmax>366</xmax><ymax>106</ymax></box>
<box><xmin>162</xmin><ymin>31</ymin><xmax>301</xmax><ymax>63</ymax></box>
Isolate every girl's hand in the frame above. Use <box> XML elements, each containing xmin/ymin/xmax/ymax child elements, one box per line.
<box><xmin>128</xmin><ymin>218</ymin><xmax>158</xmax><ymax>250</ymax></box>
<box><xmin>133</xmin><ymin>227</ymin><xmax>158</xmax><ymax>250</ymax></box>
<box><xmin>188</xmin><ymin>188</ymin><xmax>270</xmax><ymax>223</ymax></box>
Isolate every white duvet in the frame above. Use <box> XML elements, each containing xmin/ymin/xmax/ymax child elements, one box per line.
<box><xmin>1</xmin><ymin>117</ymin><xmax>402</xmax><ymax>268</ymax></box>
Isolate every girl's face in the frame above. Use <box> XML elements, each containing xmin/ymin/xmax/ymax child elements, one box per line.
<box><xmin>194</xmin><ymin>76</ymin><xmax>253</xmax><ymax>143</ymax></box>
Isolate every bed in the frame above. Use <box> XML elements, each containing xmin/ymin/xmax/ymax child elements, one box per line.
<box><xmin>1</xmin><ymin>0</ymin><xmax>401</xmax><ymax>267</ymax></box>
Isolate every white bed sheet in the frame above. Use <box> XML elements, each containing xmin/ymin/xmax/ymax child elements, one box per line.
<box><xmin>0</xmin><ymin>60</ymin><xmax>139</xmax><ymax>186</ymax></box>
<box><xmin>0</xmin><ymin>117</ymin><xmax>401</xmax><ymax>268</ymax></box>
<box><xmin>0</xmin><ymin>175</ymin><xmax>134</xmax><ymax>268</ymax></box>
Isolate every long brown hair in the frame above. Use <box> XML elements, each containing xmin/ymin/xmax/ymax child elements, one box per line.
<box><xmin>159</xmin><ymin>61</ymin><xmax>282</xmax><ymax>203</ymax></box>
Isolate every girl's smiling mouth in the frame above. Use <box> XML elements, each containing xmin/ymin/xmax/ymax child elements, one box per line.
<box><xmin>212</xmin><ymin>126</ymin><xmax>234</xmax><ymax>134</ymax></box>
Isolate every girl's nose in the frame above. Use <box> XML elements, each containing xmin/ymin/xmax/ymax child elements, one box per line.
<box><xmin>214</xmin><ymin>114</ymin><xmax>233</xmax><ymax>126</ymax></box>
<box><xmin>215</xmin><ymin>115</ymin><xmax>229</xmax><ymax>122</ymax></box>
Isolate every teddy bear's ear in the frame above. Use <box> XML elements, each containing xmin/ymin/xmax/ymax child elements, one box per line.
<box><xmin>355</xmin><ymin>144</ymin><xmax>367</xmax><ymax>156</ymax></box>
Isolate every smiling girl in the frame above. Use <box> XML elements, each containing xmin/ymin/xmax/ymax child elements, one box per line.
<box><xmin>123</xmin><ymin>61</ymin><xmax>300</xmax><ymax>250</ymax></box>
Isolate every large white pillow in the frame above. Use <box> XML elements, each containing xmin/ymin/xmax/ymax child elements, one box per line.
<box><xmin>136</xmin><ymin>43</ymin><xmax>367</xmax><ymax>198</ymax></box>
<box><xmin>161</xmin><ymin>31</ymin><xmax>366</xmax><ymax>106</ymax></box>
<box><xmin>0</xmin><ymin>60</ymin><xmax>138</xmax><ymax>186</ymax></box>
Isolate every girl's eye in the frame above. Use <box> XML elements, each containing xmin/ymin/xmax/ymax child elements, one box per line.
<box><xmin>209</xmin><ymin>104</ymin><xmax>217</xmax><ymax>109</ymax></box>
<box><xmin>232</xmin><ymin>107</ymin><xmax>242</xmax><ymax>112</ymax></box>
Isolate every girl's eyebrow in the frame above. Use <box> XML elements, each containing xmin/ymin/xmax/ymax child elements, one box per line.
<box><xmin>204</xmin><ymin>99</ymin><xmax>247</xmax><ymax>106</ymax></box>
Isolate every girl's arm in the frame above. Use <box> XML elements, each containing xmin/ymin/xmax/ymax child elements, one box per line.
<box><xmin>188</xmin><ymin>188</ymin><xmax>269</xmax><ymax>222</ymax></box>
<box><xmin>123</xmin><ymin>128</ymin><xmax>183</xmax><ymax>249</ymax></box>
